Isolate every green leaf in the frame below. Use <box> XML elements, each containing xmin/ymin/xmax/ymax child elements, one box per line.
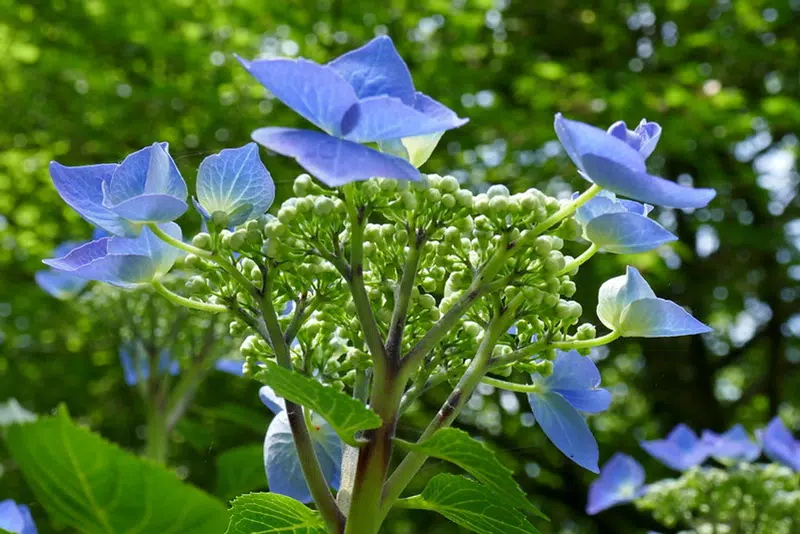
<box><xmin>402</xmin><ymin>474</ymin><xmax>541</xmax><ymax>534</ymax></box>
<box><xmin>225</xmin><ymin>493</ymin><xmax>327</xmax><ymax>534</ymax></box>
<box><xmin>254</xmin><ymin>361</ymin><xmax>381</xmax><ymax>446</ymax></box>
<box><xmin>397</xmin><ymin>428</ymin><xmax>545</xmax><ymax>518</ymax></box>
<box><xmin>4</xmin><ymin>409</ymin><xmax>229</xmax><ymax>534</ymax></box>
<box><xmin>216</xmin><ymin>444</ymin><xmax>267</xmax><ymax>502</ymax></box>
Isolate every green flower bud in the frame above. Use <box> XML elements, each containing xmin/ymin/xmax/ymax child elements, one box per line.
<box><xmin>455</xmin><ymin>189</ymin><xmax>474</xmax><ymax>208</ymax></box>
<box><xmin>473</xmin><ymin>194</ymin><xmax>490</xmax><ymax>214</ymax></box>
<box><xmin>364</xmin><ymin>224</ymin><xmax>381</xmax><ymax>242</ymax></box>
<box><xmin>542</xmin><ymin>292</ymin><xmax>560</xmax><ymax>308</ymax></box>
<box><xmin>551</xmin><ymin>236</ymin><xmax>564</xmax><ymax>250</ymax></box>
<box><xmin>492</xmin><ymin>344</ymin><xmax>512</xmax><ymax>357</ymax></box>
<box><xmin>545</xmin><ymin>197</ymin><xmax>561</xmax><ymax>214</ymax></box>
<box><xmin>560</xmin><ymin>280</ymin><xmax>577</xmax><ymax>297</ymax></box>
<box><xmin>293</xmin><ymin>174</ymin><xmax>313</xmax><ymax>196</ymax></box>
<box><xmin>240</xmin><ymin>259</ymin><xmax>259</xmax><ymax>277</ymax></box>
<box><xmin>520</xmin><ymin>193</ymin><xmax>541</xmax><ymax>212</ymax></box>
<box><xmin>534</xmin><ymin>236</ymin><xmax>552</xmax><ymax>257</ymax></box>
<box><xmin>544</xmin><ymin>251</ymin><xmax>566</xmax><ymax>273</ymax></box>
<box><xmin>184</xmin><ymin>253</ymin><xmax>205</xmax><ymax>270</ymax></box>
<box><xmin>463</xmin><ymin>321</ymin><xmax>482</xmax><ymax>337</ymax></box>
<box><xmin>506</xmin><ymin>197</ymin><xmax>522</xmax><ymax>215</ymax></box>
<box><xmin>363</xmin><ymin>241</ymin><xmax>376</xmax><ymax>256</ymax></box>
<box><xmin>379</xmin><ymin>178</ymin><xmax>398</xmax><ymax>193</ymax></box>
<box><xmin>419</xmin><ymin>293</ymin><xmax>436</xmax><ymax>309</ymax></box>
<box><xmin>314</xmin><ymin>196</ymin><xmax>335</xmax><ymax>217</ymax></box>
<box><xmin>295</xmin><ymin>196</ymin><xmax>314</xmax><ymax>214</ymax></box>
<box><xmin>440</xmin><ymin>175</ymin><xmax>460</xmax><ymax>193</ymax></box>
<box><xmin>246</xmin><ymin>229</ymin><xmax>263</xmax><ymax>245</ymax></box>
<box><xmin>192</xmin><ymin>233</ymin><xmax>212</xmax><ymax>250</ymax></box>
<box><xmin>229</xmin><ymin>319</ymin><xmax>248</xmax><ymax>337</ymax></box>
<box><xmin>425</xmin><ymin>187</ymin><xmax>442</xmax><ymax>203</ymax></box>
<box><xmin>262</xmin><ymin>238</ymin><xmax>280</xmax><ymax>258</ymax></box>
<box><xmin>229</xmin><ymin>229</ymin><xmax>247</xmax><ymax>250</ymax></box>
<box><xmin>245</xmin><ymin>219</ymin><xmax>262</xmax><ymax>233</ymax></box>
<box><xmin>441</xmin><ymin>193</ymin><xmax>456</xmax><ymax>209</ymax></box>
<box><xmin>488</xmin><ymin>195</ymin><xmax>508</xmax><ymax>214</ymax></box>
<box><xmin>444</xmin><ymin>226</ymin><xmax>460</xmax><ymax>244</ymax></box>
<box><xmin>211</xmin><ymin>210</ymin><xmax>230</xmax><ymax>228</ymax></box>
<box><xmin>400</xmin><ymin>190</ymin><xmax>417</xmax><ymax>210</ymax></box>
<box><xmin>394</xmin><ymin>227</ymin><xmax>409</xmax><ymax>245</ymax></box>
<box><xmin>487</xmin><ymin>184</ymin><xmax>510</xmax><ymax>198</ymax></box>
<box><xmin>455</xmin><ymin>216</ymin><xmax>474</xmax><ymax>234</ymax></box>
<box><xmin>576</xmin><ymin>323</ymin><xmax>596</xmax><ymax>340</ymax></box>
<box><xmin>278</xmin><ymin>206</ymin><xmax>297</xmax><ymax>224</ymax></box>
<box><xmin>264</xmin><ymin>221</ymin><xmax>286</xmax><ymax>239</ymax></box>
<box><xmin>522</xmin><ymin>286</ymin><xmax>544</xmax><ymax>306</ymax></box>
<box><xmin>186</xmin><ymin>275</ymin><xmax>207</xmax><ymax>293</ymax></box>
<box><xmin>545</xmin><ymin>277</ymin><xmax>561</xmax><ymax>293</ymax></box>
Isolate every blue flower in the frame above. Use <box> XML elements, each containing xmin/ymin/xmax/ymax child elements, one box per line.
<box><xmin>42</xmin><ymin>223</ymin><xmax>183</xmax><ymax>288</ymax></box>
<box><xmin>527</xmin><ymin>350</ymin><xmax>612</xmax><ymax>473</ymax></box>
<box><xmin>586</xmin><ymin>453</ymin><xmax>646</xmax><ymax>515</ymax></box>
<box><xmin>237</xmin><ymin>36</ymin><xmax>467</xmax><ymax>186</ymax></box>
<box><xmin>119</xmin><ymin>343</ymin><xmax>180</xmax><ymax>386</ymax></box>
<box><xmin>34</xmin><ymin>241</ymin><xmax>90</xmax><ymax>299</ymax></box>
<box><xmin>50</xmin><ymin>143</ymin><xmax>187</xmax><ymax>237</ymax></box>
<box><xmin>597</xmin><ymin>266</ymin><xmax>712</xmax><ymax>338</ymax></box>
<box><xmin>554</xmin><ymin>114</ymin><xmax>716</xmax><ymax>209</ymax></box>
<box><xmin>259</xmin><ymin>385</ymin><xmax>343</xmax><ymax>502</ymax></box>
<box><xmin>574</xmin><ymin>191</ymin><xmax>677</xmax><ymax>254</ymax></box>
<box><xmin>760</xmin><ymin>417</ymin><xmax>800</xmax><ymax>471</ymax></box>
<box><xmin>193</xmin><ymin>143</ymin><xmax>275</xmax><ymax>227</ymax></box>
<box><xmin>641</xmin><ymin>424</ymin><xmax>710</xmax><ymax>471</ymax></box>
<box><xmin>0</xmin><ymin>499</ymin><xmax>37</xmax><ymax>534</ymax></box>
<box><xmin>214</xmin><ymin>358</ymin><xmax>245</xmax><ymax>376</ymax></box>
<box><xmin>701</xmin><ymin>424</ymin><xmax>761</xmax><ymax>463</ymax></box>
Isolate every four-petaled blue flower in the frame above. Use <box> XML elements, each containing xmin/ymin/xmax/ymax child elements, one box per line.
<box><xmin>586</xmin><ymin>453</ymin><xmax>646</xmax><ymax>515</ymax></box>
<box><xmin>574</xmin><ymin>191</ymin><xmax>677</xmax><ymax>254</ymax></box>
<box><xmin>259</xmin><ymin>385</ymin><xmax>343</xmax><ymax>502</ymax></box>
<box><xmin>0</xmin><ymin>499</ymin><xmax>37</xmax><ymax>534</ymax></box>
<box><xmin>641</xmin><ymin>424</ymin><xmax>710</xmax><ymax>471</ymax></box>
<box><xmin>34</xmin><ymin>241</ymin><xmax>90</xmax><ymax>299</ymax></box>
<box><xmin>701</xmin><ymin>424</ymin><xmax>761</xmax><ymax>464</ymax></box>
<box><xmin>555</xmin><ymin>114</ymin><xmax>716</xmax><ymax>209</ymax></box>
<box><xmin>43</xmin><ymin>223</ymin><xmax>183</xmax><ymax>288</ymax></box>
<box><xmin>760</xmin><ymin>416</ymin><xmax>800</xmax><ymax>471</ymax></box>
<box><xmin>50</xmin><ymin>143</ymin><xmax>188</xmax><ymax>237</ymax></box>
<box><xmin>597</xmin><ymin>266</ymin><xmax>712</xmax><ymax>338</ymax></box>
<box><xmin>527</xmin><ymin>350</ymin><xmax>612</xmax><ymax>473</ymax></box>
<box><xmin>237</xmin><ymin>35</ymin><xmax>467</xmax><ymax>186</ymax></box>
<box><xmin>193</xmin><ymin>143</ymin><xmax>275</xmax><ymax>227</ymax></box>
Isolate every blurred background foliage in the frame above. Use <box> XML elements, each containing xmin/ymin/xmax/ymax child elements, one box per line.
<box><xmin>1</xmin><ymin>0</ymin><xmax>799</xmax><ymax>532</ymax></box>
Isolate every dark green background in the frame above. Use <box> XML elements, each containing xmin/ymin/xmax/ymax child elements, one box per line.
<box><xmin>1</xmin><ymin>0</ymin><xmax>799</xmax><ymax>532</ymax></box>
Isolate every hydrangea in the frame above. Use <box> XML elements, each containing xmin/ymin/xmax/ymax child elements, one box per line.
<box><xmin>586</xmin><ymin>453</ymin><xmax>646</xmax><ymax>515</ymax></box>
<box><xmin>237</xmin><ymin>36</ymin><xmax>467</xmax><ymax>186</ymax></box>
<box><xmin>574</xmin><ymin>191</ymin><xmax>677</xmax><ymax>254</ymax></box>
<box><xmin>641</xmin><ymin>424</ymin><xmax>710</xmax><ymax>471</ymax></box>
<box><xmin>701</xmin><ymin>424</ymin><xmax>761</xmax><ymax>463</ymax></box>
<box><xmin>527</xmin><ymin>350</ymin><xmax>611</xmax><ymax>472</ymax></box>
<box><xmin>259</xmin><ymin>386</ymin><xmax>342</xmax><ymax>503</ymax></box>
<box><xmin>34</xmin><ymin>242</ymin><xmax>90</xmax><ymax>299</ymax></box>
<box><xmin>0</xmin><ymin>499</ymin><xmax>37</xmax><ymax>534</ymax></box>
<box><xmin>554</xmin><ymin>114</ymin><xmax>716</xmax><ymax>209</ymax></box>
<box><xmin>193</xmin><ymin>143</ymin><xmax>275</xmax><ymax>228</ymax></box>
<box><xmin>120</xmin><ymin>343</ymin><xmax>245</xmax><ymax>386</ymax></box>
<box><xmin>50</xmin><ymin>143</ymin><xmax>187</xmax><ymax>237</ymax></box>
<box><xmin>761</xmin><ymin>417</ymin><xmax>800</xmax><ymax>471</ymax></box>
<box><xmin>42</xmin><ymin>223</ymin><xmax>183</xmax><ymax>288</ymax></box>
<box><xmin>597</xmin><ymin>266</ymin><xmax>712</xmax><ymax>338</ymax></box>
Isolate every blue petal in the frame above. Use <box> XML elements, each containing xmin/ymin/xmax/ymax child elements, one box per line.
<box><xmin>0</xmin><ymin>499</ymin><xmax>37</xmax><ymax>534</ymax></box>
<box><xmin>34</xmin><ymin>270</ymin><xmax>88</xmax><ymax>299</ymax></box>
<box><xmin>581</xmin><ymin>154</ymin><xmax>716</xmax><ymax>209</ymax></box>
<box><xmin>586</xmin><ymin>453</ymin><xmax>645</xmax><ymax>515</ymax></box>
<box><xmin>236</xmin><ymin>56</ymin><xmax>357</xmax><ymax>135</ymax></box>
<box><xmin>619</xmin><ymin>297</ymin><xmax>712</xmax><ymax>338</ymax></box>
<box><xmin>251</xmin><ymin>127</ymin><xmax>420</xmax><ymax>187</ymax></box>
<box><xmin>157</xmin><ymin>349</ymin><xmax>180</xmax><ymax>376</ymax></box>
<box><xmin>327</xmin><ymin>35</ymin><xmax>415</xmax><ymax>103</ymax></box>
<box><xmin>528</xmin><ymin>391</ymin><xmax>600</xmax><ymax>472</ymax></box>
<box><xmin>104</xmin><ymin>143</ymin><xmax>186</xmax><ymax>207</ymax></box>
<box><xmin>341</xmin><ymin>95</ymin><xmax>466</xmax><ymax>143</ymax></box>
<box><xmin>259</xmin><ymin>385</ymin><xmax>285</xmax><ymax>415</ymax></box>
<box><xmin>702</xmin><ymin>425</ymin><xmax>761</xmax><ymax>463</ymax></box>
<box><xmin>761</xmin><ymin>417</ymin><xmax>800</xmax><ymax>471</ymax></box>
<box><xmin>264</xmin><ymin>412</ymin><xmax>342</xmax><ymax>503</ymax></box>
<box><xmin>107</xmin><ymin>223</ymin><xmax>183</xmax><ymax>278</ymax></box>
<box><xmin>554</xmin><ymin>113</ymin><xmax>646</xmax><ymax>176</ymax></box>
<box><xmin>607</xmin><ymin>119</ymin><xmax>662</xmax><ymax>159</ymax></box>
<box><xmin>43</xmin><ymin>238</ymin><xmax>156</xmax><ymax>288</ymax></box>
<box><xmin>49</xmin><ymin>161</ymin><xmax>135</xmax><ymax>236</ymax></box>
<box><xmin>574</xmin><ymin>192</ymin><xmax>627</xmax><ymax>226</ymax></box>
<box><xmin>119</xmin><ymin>345</ymin><xmax>146</xmax><ymax>386</ymax></box>
<box><xmin>540</xmin><ymin>350</ymin><xmax>611</xmax><ymax>413</ymax></box>
<box><xmin>215</xmin><ymin>358</ymin><xmax>244</xmax><ymax>376</ymax></box>
<box><xmin>105</xmin><ymin>193</ymin><xmax>188</xmax><ymax>224</ymax></box>
<box><xmin>641</xmin><ymin>424</ymin><xmax>709</xmax><ymax>471</ymax></box>
<box><xmin>597</xmin><ymin>266</ymin><xmax>656</xmax><ymax>331</ymax></box>
<box><xmin>585</xmin><ymin>212</ymin><xmax>677</xmax><ymax>254</ymax></box>
<box><xmin>196</xmin><ymin>143</ymin><xmax>275</xmax><ymax>227</ymax></box>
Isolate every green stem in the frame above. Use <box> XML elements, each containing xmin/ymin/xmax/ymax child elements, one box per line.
<box><xmin>147</xmin><ymin>222</ymin><xmax>212</xmax><ymax>258</ymax></box>
<box><xmin>386</xmin><ymin>230</ymin><xmax>423</xmax><ymax>359</ymax></box>
<box><xmin>550</xmin><ymin>330</ymin><xmax>621</xmax><ymax>350</ymax></box>
<box><xmin>145</xmin><ymin>399</ymin><xmax>168</xmax><ymax>465</ymax></box>
<box><xmin>151</xmin><ymin>281</ymin><xmax>228</xmax><ymax>313</ymax></box>
<box><xmin>481</xmin><ymin>376</ymin><xmax>541</xmax><ymax>394</ymax></box>
<box><xmin>555</xmin><ymin>243</ymin><xmax>599</xmax><ymax>277</ymax></box>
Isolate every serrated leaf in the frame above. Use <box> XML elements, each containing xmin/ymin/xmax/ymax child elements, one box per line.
<box><xmin>397</xmin><ymin>428</ymin><xmax>545</xmax><ymax>518</ymax></box>
<box><xmin>404</xmin><ymin>474</ymin><xmax>541</xmax><ymax>534</ymax></box>
<box><xmin>216</xmin><ymin>444</ymin><xmax>268</xmax><ymax>502</ymax></box>
<box><xmin>4</xmin><ymin>409</ymin><xmax>229</xmax><ymax>534</ymax></box>
<box><xmin>254</xmin><ymin>361</ymin><xmax>381</xmax><ymax>446</ymax></box>
<box><xmin>225</xmin><ymin>493</ymin><xmax>326</xmax><ymax>534</ymax></box>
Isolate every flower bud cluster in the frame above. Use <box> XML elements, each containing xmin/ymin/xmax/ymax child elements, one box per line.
<box><xmin>637</xmin><ymin>464</ymin><xmax>800</xmax><ymax>534</ymax></box>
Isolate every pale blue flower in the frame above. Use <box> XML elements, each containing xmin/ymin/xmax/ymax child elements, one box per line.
<box><xmin>0</xmin><ymin>499</ymin><xmax>37</xmax><ymax>534</ymax></box>
<box><xmin>641</xmin><ymin>424</ymin><xmax>710</xmax><ymax>471</ymax></box>
<box><xmin>586</xmin><ymin>453</ymin><xmax>646</xmax><ymax>515</ymax></box>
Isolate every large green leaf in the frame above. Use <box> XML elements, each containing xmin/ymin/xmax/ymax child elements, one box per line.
<box><xmin>397</xmin><ymin>428</ymin><xmax>544</xmax><ymax>517</ymax></box>
<box><xmin>225</xmin><ymin>493</ymin><xmax>326</xmax><ymax>534</ymax></box>
<box><xmin>216</xmin><ymin>444</ymin><xmax>267</xmax><ymax>502</ymax></box>
<box><xmin>255</xmin><ymin>361</ymin><xmax>381</xmax><ymax>446</ymax></box>
<box><xmin>402</xmin><ymin>474</ymin><xmax>541</xmax><ymax>534</ymax></box>
<box><xmin>4</xmin><ymin>409</ymin><xmax>229</xmax><ymax>534</ymax></box>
